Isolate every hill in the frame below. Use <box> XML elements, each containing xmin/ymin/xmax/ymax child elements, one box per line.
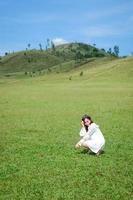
<box><xmin>0</xmin><ymin>43</ymin><xmax>110</xmax><ymax>76</ymax></box>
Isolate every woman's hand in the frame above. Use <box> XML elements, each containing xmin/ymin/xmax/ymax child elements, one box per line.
<box><xmin>75</xmin><ymin>142</ymin><xmax>81</xmax><ymax>149</ymax></box>
<box><xmin>81</xmin><ymin>120</ymin><xmax>84</xmax><ymax>127</ymax></box>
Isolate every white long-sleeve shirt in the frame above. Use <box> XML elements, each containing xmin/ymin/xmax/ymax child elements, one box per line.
<box><xmin>79</xmin><ymin>123</ymin><xmax>105</xmax><ymax>153</ymax></box>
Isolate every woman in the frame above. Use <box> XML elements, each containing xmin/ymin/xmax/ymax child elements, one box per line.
<box><xmin>75</xmin><ymin>114</ymin><xmax>105</xmax><ymax>155</ymax></box>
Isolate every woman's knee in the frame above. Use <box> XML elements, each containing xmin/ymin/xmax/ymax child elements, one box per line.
<box><xmin>82</xmin><ymin>142</ymin><xmax>89</xmax><ymax>149</ymax></box>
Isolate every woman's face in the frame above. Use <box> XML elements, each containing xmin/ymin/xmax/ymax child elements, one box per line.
<box><xmin>84</xmin><ymin>118</ymin><xmax>91</xmax><ymax>126</ymax></box>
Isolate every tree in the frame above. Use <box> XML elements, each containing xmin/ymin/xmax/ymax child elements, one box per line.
<box><xmin>27</xmin><ymin>43</ymin><xmax>31</xmax><ymax>50</ymax></box>
<box><xmin>107</xmin><ymin>48</ymin><xmax>112</xmax><ymax>55</ymax></box>
<box><xmin>80</xmin><ymin>71</ymin><xmax>83</xmax><ymax>76</ymax></box>
<box><xmin>114</xmin><ymin>45</ymin><xmax>119</xmax><ymax>57</ymax></box>
<box><xmin>47</xmin><ymin>38</ymin><xmax>50</xmax><ymax>48</ymax></box>
<box><xmin>28</xmin><ymin>59</ymin><xmax>30</xmax><ymax>63</ymax></box>
<box><xmin>75</xmin><ymin>51</ymin><xmax>83</xmax><ymax>63</ymax></box>
<box><xmin>69</xmin><ymin>76</ymin><xmax>72</xmax><ymax>80</ymax></box>
<box><xmin>51</xmin><ymin>41</ymin><xmax>55</xmax><ymax>51</ymax></box>
<box><xmin>93</xmin><ymin>48</ymin><xmax>98</xmax><ymax>52</ymax></box>
<box><xmin>48</xmin><ymin>68</ymin><xmax>52</xmax><ymax>73</ymax></box>
<box><xmin>101</xmin><ymin>48</ymin><xmax>105</xmax><ymax>52</ymax></box>
<box><xmin>39</xmin><ymin>43</ymin><xmax>43</xmax><ymax>51</ymax></box>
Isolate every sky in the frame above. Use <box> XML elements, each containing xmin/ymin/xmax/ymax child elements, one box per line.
<box><xmin>0</xmin><ymin>0</ymin><xmax>133</xmax><ymax>56</ymax></box>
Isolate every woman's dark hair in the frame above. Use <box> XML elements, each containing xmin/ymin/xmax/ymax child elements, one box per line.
<box><xmin>81</xmin><ymin>114</ymin><xmax>93</xmax><ymax>132</ymax></box>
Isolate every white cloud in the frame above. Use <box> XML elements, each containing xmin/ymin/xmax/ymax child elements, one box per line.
<box><xmin>52</xmin><ymin>38</ymin><xmax>68</xmax><ymax>46</ymax></box>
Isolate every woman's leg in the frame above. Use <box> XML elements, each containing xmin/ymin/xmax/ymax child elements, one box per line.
<box><xmin>81</xmin><ymin>142</ymin><xmax>91</xmax><ymax>150</ymax></box>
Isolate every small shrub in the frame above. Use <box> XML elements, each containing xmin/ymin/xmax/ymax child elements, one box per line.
<box><xmin>28</xmin><ymin>58</ymin><xmax>31</xmax><ymax>63</ymax></box>
<box><xmin>5</xmin><ymin>74</ymin><xmax>10</xmax><ymax>77</ymax></box>
<box><xmin>48</xmin><ymin>68</ymin><xmax>52</xmax><ymax>73</ymax></box>
<box><xmin>80</xmin><ymin>71</ymin><xmax>83</xmax><ymax>76</ymax></box>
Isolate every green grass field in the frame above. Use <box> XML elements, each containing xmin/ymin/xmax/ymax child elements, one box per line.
<box><xmin>0</xmin><ymin>57</ymin><xmax>133</xmax><ymax>199</ymax></box>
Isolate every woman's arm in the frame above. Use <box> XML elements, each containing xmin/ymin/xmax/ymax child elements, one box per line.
<box><xmin>78</xmin><ymin>124</ymin><xmax>96</xmax><ymax>145</ymax></box>
<box><xmin>79</xmin><ymin>127</ymin><xmax>86</xmax><ymax>137</ymax></box>
<box><xmin>75</xmin><ymin>122</ymin><xmax>86</xmax><ymax>149</ymax></box>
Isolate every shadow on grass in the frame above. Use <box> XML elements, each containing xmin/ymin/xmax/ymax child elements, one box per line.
<box><xmin>77</xmin><ymin>149</ymin><xmax>105</xmax><ymax>156</ymax></box>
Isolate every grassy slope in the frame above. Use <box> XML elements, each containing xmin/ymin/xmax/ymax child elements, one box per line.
<box><xmin>0</xmin><ymin>43</ymin><xmax>108</xmax><ymax>75</ymax></box>
<box><xmin>0</xmin><ymin>57</ymin><xmax>133</xmax><ymax>200</ymax></box>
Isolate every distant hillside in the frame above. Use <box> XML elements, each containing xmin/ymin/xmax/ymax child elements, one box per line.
<box><xmin>70</xmin><ymin>55</ymin><xmax>133</xmax><ymax>83</ymax></box>
<box><xmin>0</xmin><ymin>43</ymin><xmax>111</xmax><ymax>75</ymax></box>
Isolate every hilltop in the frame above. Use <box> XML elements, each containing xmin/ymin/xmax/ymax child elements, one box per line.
<box><xmin>0</xmin><ymin>43</ymin><xmax>111</xmax><ymax>76</ymax></box>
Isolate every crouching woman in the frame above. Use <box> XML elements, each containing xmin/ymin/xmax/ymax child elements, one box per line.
<box><xmin>75</xmin><ymin>114</ymin><xmax>105</xmax><ymax>156</ymax></box>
